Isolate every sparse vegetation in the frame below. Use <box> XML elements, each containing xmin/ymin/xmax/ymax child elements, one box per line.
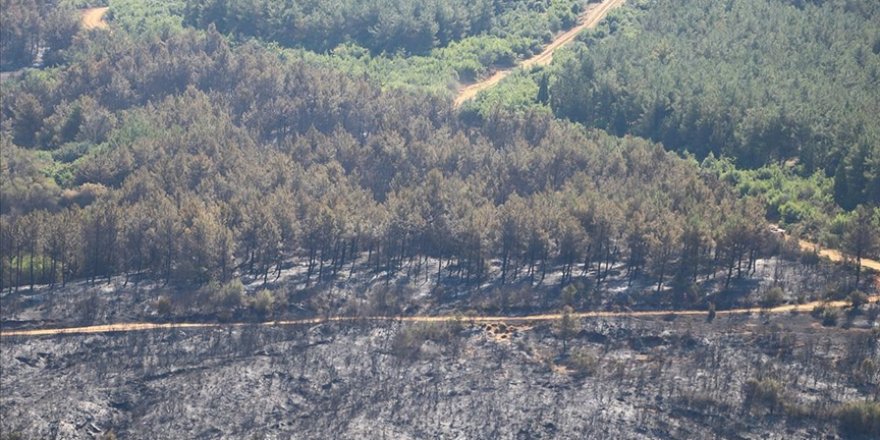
<box><xmin>565</xmin><ymin>347</ymin><xmax>598</xmax><ymax>378</ymax></box>
<box><xmin>555</xmin><ymin>305</ymin><xmax>578</xmax><ymax>354</ymax></box>
<box><xmin>837</xmin><ymin>401</ymin><xmax>880</xmax><ymax>439</ymax></box>
<box><xmin>154</xmin><ymin>295</ymin><xmax>172</xmax><ymax>315</ymax></box>
<box><xmin>761</xmin><ymin>287</ymin><xmax>785</xmax><ymax>309</ymax></box>
<box><xmin>250</xmin><ymin>289</ymin><xmax>275</xmax><ymax>318</ymax></box>
<box><xmin>390</xmin><ymin>322</ymin><xmax>459</xmax><ymax>360</ymax></box>
<box><xmin>4</xmin><ymin>306</ymin><xmax>876</xmax><ymax>439</ymax></box>
<box><xmin>742</xmin><ymin>378</ymin><xmax>785</xmax><ymax>416</ymax></box>
<box><xmin>849</xmin><ymin>290</ymin><xmax>869</xmax><ymax>311</ymax></box>
<box><xmin>812</xmin><ymin>304</ymin><xmax>840</xmax><ymax>327</ymax></box>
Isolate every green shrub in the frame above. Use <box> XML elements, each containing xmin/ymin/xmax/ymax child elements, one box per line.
<box><xmin>390</xmin><ymin>322</ymin><xmax>457</xmax><ymax>360</ymax></box>
<box><xmin>742</xmin><ymin>378</ymin><xmax>785</xmax><ymax>415</ymax></box>
<box><xmin>812</xmin><ymin>304</ymin><xmax>839</xmax><ymax>327</ymax></box>
<box><xmin>800</xmin><ymin>250</ymin><xmax>820</xmax><ymax>266</ymax></box>
<box><xmin>155</xmin><ymin>295</ymin><xmax>172</xmax><ymax>316</ymax></box>
<box><xmin>251</xmin><ymin>289</ymin><xmax>275</xmax><ymax>318</ymax></box>
<box><xmin>567</xmin><ymin>348</ymin><xmax>598</xmax><ymax>378</ymax></box>
<box><xmin>204</xmin><ymin>280</ymin><xmax>245</xmax><ymax>311</ymax></box>
<box><xmin>761</xmin><ymin>287</ymin><xmax>785</xmax><ymax>308</ymax></box>
<box><xmin>849</xmin><ymin>290</ymin><xmax>868</xmax><ymax>310</ymax></box>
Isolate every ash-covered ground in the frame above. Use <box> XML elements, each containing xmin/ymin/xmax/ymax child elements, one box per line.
<box><xmin>0</xmin><ymin>255</ymin><xmax>855</xmax><ymax>330</ymax></box>
<box><xmin>2</xmin><ymin>311</ymin><xmax>878</xmax><ymax>439</ymax></box>
<box><xmin>2</xmin><ymin>255</ymin><xmax>878</xmax><ymax>439</ymax></box>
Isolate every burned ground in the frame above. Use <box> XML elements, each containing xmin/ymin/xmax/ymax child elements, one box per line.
<box><xmin>2</xmin><ymin>311</ymin><xmax>878</xmax><ymax>439</ymax></box>
<box><xmin>2</xmin><ymin>254</ymin><xmax>878</xmax><ymax>439</ymax></box>
<box><xmin>0</xmin><ymin>254</ymin><xmax>858</xmax><ymax>330</ymax></box>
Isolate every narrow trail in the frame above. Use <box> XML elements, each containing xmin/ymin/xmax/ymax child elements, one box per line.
<box><xmin>453</xmin><ymin>0</ymin><xmax>626</xmax><ymax>107</ymax></box>
<box><xmin>81</xmin><ymin>7</ymin><xmax>109</xmax><ymax>30</ymax></box>
<box><xmin>2</xmin><ymin>296</ymin><xmax>876</xmax><ymax>338</ymax></box>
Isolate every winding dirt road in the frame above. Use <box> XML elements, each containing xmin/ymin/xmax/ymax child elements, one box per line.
<box><xmin>2</xmin><ymin>296</ymin><xmax>876</xmax><ymax>338</ymax></box>
<box><xmin>81</xmin><ymin>6</ymin><xmax>109</xmax><ymax>30</ymax></box>
<box><xmin>454</xmin><ymin>0</ymin><xmax>626</xmax><ymax>107</ymax></box>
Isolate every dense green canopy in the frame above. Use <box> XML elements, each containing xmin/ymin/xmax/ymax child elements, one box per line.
<box><xmin>182</xmin><ymin>0</ymin><xmax>583</xmax><ymax>56</ymax></box>
<box><xmin>1</xmin><ymin>29</ymin><xmax>774</xmax><ymax>294</ymax></box>
<box><xmin>551</xmin><ymin>0</ymin><xmax>880</xmax><ymax>208</ymax></box>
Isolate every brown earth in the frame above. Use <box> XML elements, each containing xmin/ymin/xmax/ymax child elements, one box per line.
<box><xmin>81</xmin><ymin>7</ymin><xmax>109</xmax><ymax>30</ymax></box>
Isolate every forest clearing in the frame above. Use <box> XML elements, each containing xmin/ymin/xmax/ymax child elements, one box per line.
<box><xmin>81</xmin><ymin>6</ymin><xmax>108</xmax><ymax>30</ymax></box>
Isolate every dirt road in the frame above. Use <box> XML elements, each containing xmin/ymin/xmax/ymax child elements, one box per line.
<box><xmin>3</xmin><ymin>230</ymin><xmax>875</xmax><ymax>338</ymax></box>
<box><xmin>454</xmin><ymin>0</ymin><xmax>625</xmax><ymax>107</ymax></box>
<box><xmin>797</xmin><ymin>239</ymin><xmax>880</xmax><ymax>272</ymax></box>
<box><xmin>2</xmin><ymin>295</ymin><xmax>875</xmax><ymax>338</ymax></box>
<box><xmin>81</xmin><ymin>6</ymin><xmax>109</xmax><ymax>30</ymax></box>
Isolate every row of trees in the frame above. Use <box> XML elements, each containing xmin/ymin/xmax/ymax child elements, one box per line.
<box><xmin>0</xmin><ymin>170</ymin><xmax>776</xmax><ymax>294</ymax></box>
<box><xmin>550</xmin><ymin>0</ymin><xmax>880</xmax><ymax>208</ymax></box>
<box><xmin>0</xmin><ymin>28</ymin><xmax>786</xmax><ymax>298</ymax></box>
<box><xmin>0</xmin><ymin>0</ymin><xmax>80</xmax><ymax>70</ymax></box>
<box><xmin>180</xmin><ymin>0</ymin><xmax>583</xmax><ymax>55</ymax></box>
